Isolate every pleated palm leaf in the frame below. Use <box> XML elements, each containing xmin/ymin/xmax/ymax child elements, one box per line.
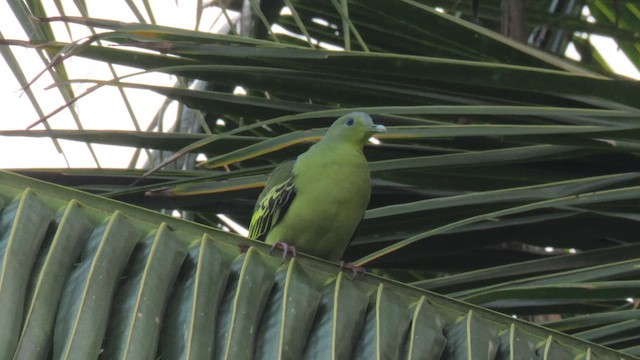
<box><xmin>1</xmin><ymin>0</ymin><xmax>640</xmax><ymax>357</ymax></box>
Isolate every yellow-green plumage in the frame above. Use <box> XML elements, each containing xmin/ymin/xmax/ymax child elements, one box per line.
<box><xmin>249</xmin><ymin>112</ymin><xmax>386</xmax><ymax>261</ymax></box>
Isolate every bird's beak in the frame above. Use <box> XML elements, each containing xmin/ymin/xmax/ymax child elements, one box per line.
<box><xmin>372</xmin><ymin>124</ymin><xmax>387</xmax><ymax>133</ymax></box>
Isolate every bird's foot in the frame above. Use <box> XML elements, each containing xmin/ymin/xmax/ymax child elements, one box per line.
<box><xmin>270</xmin><ymin>242</ymin><xmax>297</xmax><ymax>262</ymax></box>
<box><xmin>339</xmin><ymin>261</ymin><xmax>366</xmax><ymax>279</ymax></box>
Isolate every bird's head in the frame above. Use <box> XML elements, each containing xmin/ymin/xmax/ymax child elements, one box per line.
<box><xmin>323</xmin><ymin>112</ymin><xmax>386</xmax><ymax>146</ymax></box>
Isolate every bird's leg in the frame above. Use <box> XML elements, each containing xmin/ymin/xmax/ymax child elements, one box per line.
<box><xmin>339</xmin><ymin>261</ymin><xmax>366</xmax><ymax>279</ymax></box>
<box><xmin>270</xmin><ymin>242</ymin><xmax>297</xmax><ymax>262</ymax></box>
<box><xmin>238</xmin><ymin>244</ymin><xmax>251</xmax><ymax>253</ymax></box>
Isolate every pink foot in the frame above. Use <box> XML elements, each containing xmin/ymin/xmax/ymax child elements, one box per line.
<box><xmin>270</xmin><ymin>242</ymin><xmax>297</xmax><ymax>261</ymax></box>
<box><xmin>339</xmin><ymin>261</ymin><xmax>366</xmax><ymax>279</ymax></box>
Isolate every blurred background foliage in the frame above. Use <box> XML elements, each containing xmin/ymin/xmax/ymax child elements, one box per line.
<box><xmin>2</xmin><ymin>0</ymin><xmax>640</xmax><ymax>355</ymax></box>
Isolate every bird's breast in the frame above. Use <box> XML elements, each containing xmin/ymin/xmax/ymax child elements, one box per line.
<box><xmin>295</xmin><ymin>149</ymin><xmax>371</xmax><ymax>205</ymax></box>
<box><xmin>292</xmin><ymin>148</ymin><xmax>371</xmax><ymax>234</ymax></box>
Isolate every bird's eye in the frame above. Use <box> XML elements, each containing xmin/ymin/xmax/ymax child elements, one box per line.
<box><xmin>345</xmin><ymin>118</ymin><xmax>355</xmax><ymax>126</ymax></box>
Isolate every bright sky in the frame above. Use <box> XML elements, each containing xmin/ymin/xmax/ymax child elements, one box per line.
<box><xmin>1</xmin><ymin>2</ymin><xmax>638</xmax><ymax>169</ymax></box>
<box><xmin>0</xmin><ymin>0</ymin><xmax>226</xmax><ymax>169</ymax></box>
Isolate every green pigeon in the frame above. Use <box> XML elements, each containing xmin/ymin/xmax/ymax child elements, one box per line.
<box><xmin>248</xmin><ymin>112</ymin><xmax>386</xmax><ymax>261</ymax></box>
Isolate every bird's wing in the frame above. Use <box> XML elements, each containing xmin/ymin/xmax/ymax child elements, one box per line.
<box><xmin>249</xmin><ymin>160</ymin><xmax>297</xmax><ymax>241</ymax></box>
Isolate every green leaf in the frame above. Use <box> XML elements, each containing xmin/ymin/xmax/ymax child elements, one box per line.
<box><xmin>14</xmin><ymin>201</ymin><xmax>92</xmax><ymax>360</ymax></box>
<box><xmin>402</xmin><ymin>296</ymin><xmax>446</xmax><ymax>360</ymax></box>
<box><xmin>102</xmin><ymin>223</ymin><xmax>187</xmax><ymax>358</ymax></box>
<box><xmin>304</xmin><ymin>273</ymin><xmax>369</xmax><ymax>359</ymax></box>
<box><xmin>53</xmin><ymin>212</ymin><xmax>140</xmax><ymax>359</ymax></box>
<box><xmin>497</xmin><ymin>324</ymin><xmax>538</xmax><ymax>360</ymax></box>
<box><xmin>255</xmin><ymin>258</ymin><xmax>321</xmax><ymax>359</ymax></box>
<box><xmin>353</xmin><ymin>283</ymin><xmax>412</xmax><ymax>359</ymax></box>
<box><xmin>0</xmin><ymin>170</ymin><xmax>632</xmax><ymax>359</ymax></box>
<box><xmin>160</xmin><ymin>235</ymin><xmax>231</xmax><ymax>359</ymax></box>
<box><xmin>443</xmin><ymin>310</ymin><xmax>499</xmax><ymax>360</ymax></box>
<box><xmin>215</xmin><ymin>248</ymin><xmax>276</xmax><ymax>360</ymax></box>
<box><xmin>0</xmin><ymin>189</ymin><xmax>53</xmax><ymax>356</ymax></box>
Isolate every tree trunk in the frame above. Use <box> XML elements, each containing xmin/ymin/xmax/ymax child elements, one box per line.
<box><xmin>501</xmin><ymin>0</ymin><xmax>527</xmax><ymax>42</ymax></box>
